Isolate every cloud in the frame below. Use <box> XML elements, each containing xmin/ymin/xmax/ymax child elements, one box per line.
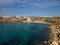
<box><xmin>16</xmin><ymin>0</ymin><xmax>28</xmax><ymax>4</ymax></box>
<box><xmin>0</xmin><ymin>0</ymin><xmax>60</xmax><ymax>8</ymax></box>
<box><xmin>27</xmin><ymin>0</ymin><xmax>60</xmax><ymax>8</ymax></box>
<box><xmin>0</xmin><ymin>0</ymin><xmax>17</xmax><ymax>5</ymax></box>
<box><xmin>0</xmin><ymin>0</ymin><xmax>29</xmax><ymax>5</ymax></box>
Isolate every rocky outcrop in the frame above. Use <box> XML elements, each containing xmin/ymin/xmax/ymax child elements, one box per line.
<box><xmin>49</xmin><ymin>24</ymin><xmax>60</xmax><ymax>45</ymax></box>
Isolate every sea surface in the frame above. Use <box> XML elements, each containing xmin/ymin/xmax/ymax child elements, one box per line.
<box><xmin>0</xmin><ymin>23</ymin><xmax>50</xmax><ymax>45</ymax></box>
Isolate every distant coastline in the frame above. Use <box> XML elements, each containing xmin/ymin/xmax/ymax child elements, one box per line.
<box><xmin>0</xmin><ymin>16</ymin><xmax>52</xmax><ymax>24</ymax></box>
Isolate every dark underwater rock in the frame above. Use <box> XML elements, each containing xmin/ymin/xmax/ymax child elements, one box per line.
<box><xmin>0</xmin><ymin>36</ymin><xmax>22</xmax><ymax>45</ymax></box>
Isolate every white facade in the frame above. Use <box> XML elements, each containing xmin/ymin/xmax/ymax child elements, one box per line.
<box><xmin>27</xmin><ymin>18</ymin><xmax>32</xmax><ymax>22</ymax></box>
<box><xmin>15</xmin><ymin>15</ymin><xmax>22</xmax><ymax>18</ymax></box>
<box><xmin>23</xmin><ymin>16</ymin><xmax>28</xmax><ymax>18</ymax></box>
<box><xmin>3</xmin><ymin>16</ymin><xmax>11</xmax><ymax>18</ymax></box>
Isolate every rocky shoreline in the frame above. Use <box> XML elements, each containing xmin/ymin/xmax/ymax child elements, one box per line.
<box><xmin>48</xmin><ymin>24</ymin><xmax>60</xmax><ymax>45</ymax></box>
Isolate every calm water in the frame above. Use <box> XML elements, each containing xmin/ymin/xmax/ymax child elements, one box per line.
<box><xmin>0</xmin><ymin>23</ymin><xmax>50</xmax><ymax>45</ymax></box>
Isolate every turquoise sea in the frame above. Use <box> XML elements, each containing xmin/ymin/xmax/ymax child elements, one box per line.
<box><xmin>0</xmin><ymin>23</ymin><xmax>50</xmax><ymax>45</ymax></box>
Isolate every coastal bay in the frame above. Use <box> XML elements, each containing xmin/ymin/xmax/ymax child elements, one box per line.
<box><xmin>0</xmin><ymin>23</ymin><xmax>50</xmax><ymax>45</ymax></box>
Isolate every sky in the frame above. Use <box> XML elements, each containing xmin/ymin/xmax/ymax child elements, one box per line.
<box><xmin>0</xmin><ymin>0</ymin><xmax>60</xmax><ymax>16</ymax></box>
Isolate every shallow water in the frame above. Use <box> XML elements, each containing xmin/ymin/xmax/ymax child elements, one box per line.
<box><xmin>0</xmin><ymin>23</ymin><xmax>50</xmax><ymax>45</ymax></box>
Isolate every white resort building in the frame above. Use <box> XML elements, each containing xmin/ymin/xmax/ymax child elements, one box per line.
<box><xmin>3</xmin><ymin>16</ymin><xmax>12</xmax><ymax>19</ymax></box>
<box><xmin>23</xmin><ymin>17</ymin><xmax>33</xmax><ymax>23</ymax></box>
<box><xmin>15</xmin><ymin>15</ymin><xmax>23</xmax><ymax>18</ymax></box>
<box><xmin>27</xmin><ymin>18</ymin><xmax>32</xmax><ymax>23</ymax></box>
